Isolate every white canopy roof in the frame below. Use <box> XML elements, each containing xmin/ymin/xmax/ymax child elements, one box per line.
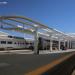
<box><xmin>0</xmin><ymin>16</ymin><xmax>74</xmax><ymax>41</ymax></box>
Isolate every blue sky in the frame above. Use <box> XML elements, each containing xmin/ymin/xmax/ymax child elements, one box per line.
<box><xmin>0</xmin><ymin>0</ymin><xmax>75</xmax><ymax>36</ymax></box>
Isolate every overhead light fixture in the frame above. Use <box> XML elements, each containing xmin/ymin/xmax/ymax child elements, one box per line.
<box><xmin>43</xmin><ymin>28</ymin><xmax>52</xmax><ymax>33</ymax></box>
<box><xmin>17</xmin><ymin>25</ymin><xmax>23</xmax><ymax>28</ymax></box>
<box><xmin>38</xmin><ymin>32</ymin><xmax>50</xmax><ymax>36</ymax></box>
<box><xmin>52</xmin><ymin>36</ymin><xmax>58</xmax><ymax>39</ymax></box>
<box><xmin>33</xmin><ymin>24</ymin><xmax>38</xmax><ymax>27</ymax></box>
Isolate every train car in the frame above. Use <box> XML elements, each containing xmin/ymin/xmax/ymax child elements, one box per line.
<box><xmin>0</xmin><ymin>31</ymin><xmax>33</xmax><ymax>50</ymax></box>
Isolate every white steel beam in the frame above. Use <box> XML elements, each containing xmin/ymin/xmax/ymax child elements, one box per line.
<box><xmin>49</xmin><ymin>34</ymin><xmax>53</xmax><ymax>51</ymax></box>
<box><xmin>58</xmin><ymin>40</ymin><xmax>61</xmax><ymax>50</ymax></box>
<box><xmin>34</xmin><ymin>27</ymin><xmax>38</xmax><ymax>54</ymax></box>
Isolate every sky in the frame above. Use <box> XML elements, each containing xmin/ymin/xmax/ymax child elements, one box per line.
<box><xmin>0</xmin><ymin>0</ymin><xmax>75</xmax><ymax>37</ymax></box>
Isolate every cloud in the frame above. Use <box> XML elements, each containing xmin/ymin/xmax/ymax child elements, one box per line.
<box><xmin>0</xmin><ymin>1</ymin><xmax>8</xmax><ymax>5</ymax></box>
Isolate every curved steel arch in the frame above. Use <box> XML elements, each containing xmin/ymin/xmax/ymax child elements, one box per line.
<box><xmin>0</xmin><ymin>16</ymin><xmax>37</xmax><ymax>34</ymax></box>
<box><xmin>0</xmin><ymin>16</ymin><xmax>50</xmax><ymax>29</ymax></box>
<box><xmin>0</xmin><ymin>16</ymin><xmax>73</xmax><ymax>39</ymax></box>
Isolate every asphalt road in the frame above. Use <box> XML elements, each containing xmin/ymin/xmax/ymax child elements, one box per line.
<box><xmin>0</xmin><ymin>52</ymin><xmax>74</xmax><ymax>75</ymax></box>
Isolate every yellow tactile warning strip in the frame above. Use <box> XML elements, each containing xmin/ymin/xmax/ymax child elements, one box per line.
<box><xmin>25</xmin><ymin>52</ymin><xmax>75</xmax><ymax>75</ymax></box>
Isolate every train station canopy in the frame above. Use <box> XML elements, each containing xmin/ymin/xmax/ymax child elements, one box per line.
<box><xmin>0</xmin><ymin>16</ymin><xmax>75</xmax><ymax>41</ymax></box>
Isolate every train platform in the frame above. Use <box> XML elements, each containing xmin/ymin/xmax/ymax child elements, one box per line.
<box><xmin>0</xmin><ymin>49</ymin><xmax>75</xmax><ymax>55</ymax></box>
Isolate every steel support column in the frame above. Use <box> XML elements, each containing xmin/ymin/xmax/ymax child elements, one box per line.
<box><xmin>58</xmin><ymin>40</ymin><xmax>61</xmax><ymax>50</ymax></box>
<box><xmin>34</xmin><ymin>27</ymin><xmax>38</xmax><ymax>54</ymax></box>
<box><xmin>69</xmin><ymin>40</ymin><xmax>72</xmax><ymax>49</ymax></box>
<box><xmin>49</xmin><ymin>34</ymin><xmax>53</xmax><ymax>51</ymax></box>
<box><xmin>67</xmin><ymin>40</ymin><xmax>70</xmax><ymax>49</ymax></box>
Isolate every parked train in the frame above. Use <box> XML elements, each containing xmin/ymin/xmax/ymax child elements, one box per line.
<box><xmin>0</xmin><ymin>33</ymin><xmax>33</xmax><ymax>50</ymax></box>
